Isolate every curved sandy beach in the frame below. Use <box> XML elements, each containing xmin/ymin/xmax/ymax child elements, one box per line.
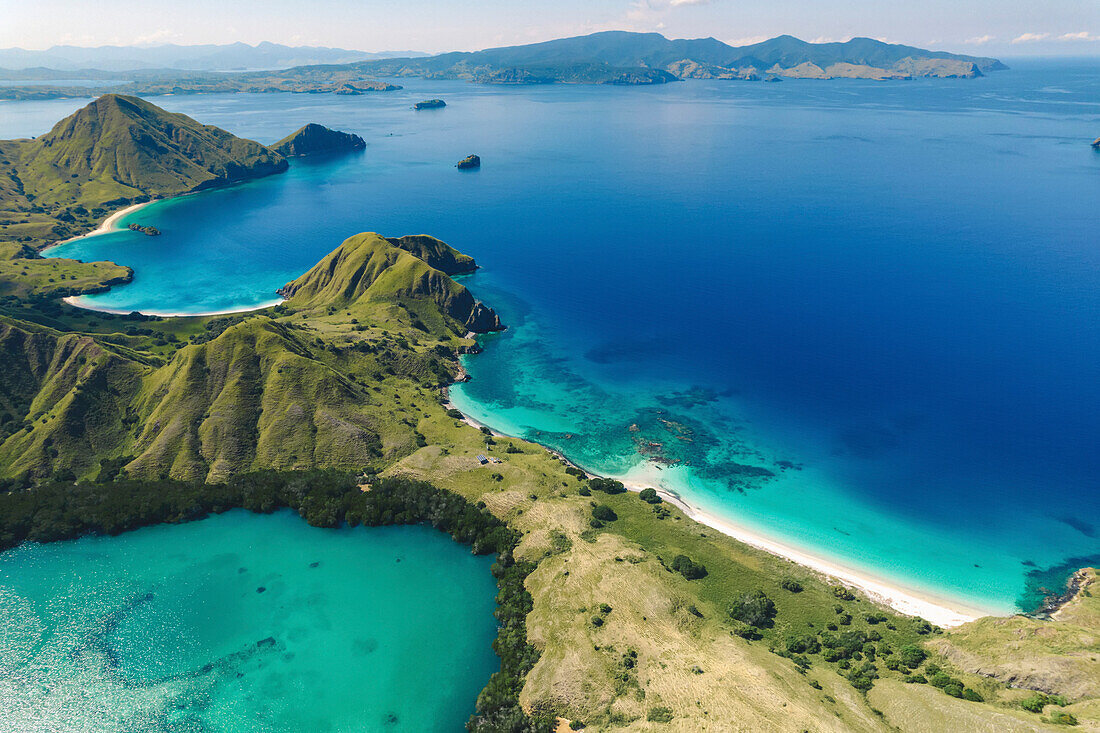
<box><xmin>444</xmin><ymin>393</ymin><xmax>992</xmax><ymax>628</ymax></box>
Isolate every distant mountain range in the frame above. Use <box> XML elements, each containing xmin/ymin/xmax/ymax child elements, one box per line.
<box><xmin>0</xmin><ymin>32</ymin><xmax>1007</xmax><ymax>100</ymax></box>
<box><xmin>0</xmin><ymin>42</ymin><xmax>427</xmax><ymax>72</ymax></box>
<box><xmin>350</xmin><ymin>31</ymin><xmax>1006</xmax><ymax>82</ymax></box>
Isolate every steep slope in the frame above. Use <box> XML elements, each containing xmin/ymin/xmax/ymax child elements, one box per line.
<box><xmin>16</xmin><ymin>94</ymin><xmax>286</xmax><ymax>208</ymax></box>
<box><xmin>278</xmin><ymin>232</ymin><xmax>501</xmax><ymax>333</ymax></box>
<box><xmin>385</xmin><ymin>234</ymin><xmax>477</xmax><ymax>275</ymax></box>
<box><xmin>271</xmin><ymin>123</ymin><xmax>365</xmax><ymax>157</ymax></box>
<box><xmin>0</xmin><ymin>317</ymin><xmax>147</xmax><ymax>479</ymax></box>
<box><xmin>1</xmin><ymin>94</ymin><xmax>289</xmax><ymax>247</ymax></box>
<box><xmin>127</xmin><ymin>317</ymin><xmax>388</xmax><ymax>482</ymax></box>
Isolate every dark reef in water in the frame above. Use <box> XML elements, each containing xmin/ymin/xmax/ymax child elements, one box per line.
<box><xmin>1018</xmin><ymin>554</ymin><xmax>1100</xmax><ymax>615</ymax></box>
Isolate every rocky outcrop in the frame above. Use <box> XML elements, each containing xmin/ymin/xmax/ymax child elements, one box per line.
<box><xmin>271</xmin><ymin>123</ymin><xmax>366</xmax><ymax>158</ymax></box>
<box><xmin>414</xmin><ymin>99</ymin><xmax>446</xmax><ymax>109</ymax></box>
<box><xmin>457</xmin><ymin>154</ymin><xmax>481</xmax><ymax>170</ymax></box>
<box><xmin>465</xmin><ymin>301</ymin><xmax>502</xmax><ymax>333</ymax></box>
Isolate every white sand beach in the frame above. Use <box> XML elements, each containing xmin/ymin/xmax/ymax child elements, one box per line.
<box><xmin>444</xmin><ymin>393</ymin><xmax>991</xmax><ymax>628</ymax></box>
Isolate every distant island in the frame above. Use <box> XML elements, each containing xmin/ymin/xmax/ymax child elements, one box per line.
<box><xmin>457</xmin><ymin>154</ymin><xmax>481</xmax><ymax>169</ymax></box>
<box><xmin>414</xmin><ymin>99</ymin><xmax>447</xmax><ymax>109</ymax></box>
<box><xmin>272</xmin><ymin>123</ymin><xmax>366</xmax><ymax>157</ymax></box>
<box><xmin>127</xmin><ymin>223</ymin><xmax>160</xmax><ymax>236</ymax></box>
<box><xmin>339</xmin><ymin>31</ymin><xmax>1005</xmax><ymax>84</ymax></box>
<box><xmin>0</xmin><ymin>31</ymin><xmax>1005</xmax><ymax>100</ymax></box>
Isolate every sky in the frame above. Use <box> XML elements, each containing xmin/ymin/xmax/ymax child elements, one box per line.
<box><xmin>2</xmin><ymin>0</ymin><xmax>1099</xmax><ymax>57</ymax></box>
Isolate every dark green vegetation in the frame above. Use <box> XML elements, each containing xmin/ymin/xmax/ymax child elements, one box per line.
<box><xmin>272</xmin><ymin>123</ymin><xmax>366</xmax><ymax>158</ymax></box>
<box><xmin>0</xmin><ymin>470</ymin><xmax>549</xmax><ymax>733</ymax></box>
<box><xmin>414</xmin><ymin>99</ymin><xmax>447</xmax><ymax>110</ymax></box>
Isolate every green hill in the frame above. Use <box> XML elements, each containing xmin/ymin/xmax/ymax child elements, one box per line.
<box><xmin>278</xmin><ymin>232</ymin><xmax>501</xmax><ymax>333</ymax></box>
<box><xmin>272</xmin><ymin>123</ymin><xmax>365</xmax><ymax>157</ymax></box>
<box><xmin>0</xmin><ymin>232</ymin><xmax>495</xmax><ymax>482</ymax></box>
<box><xmin>0</xmin><ymin>94</ymin><xmax>288</xmax><ymax>248</ymax></box>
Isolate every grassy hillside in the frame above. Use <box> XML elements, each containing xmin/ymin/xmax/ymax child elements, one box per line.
<box><xmin>0</xmin><ymin>94</ymin><xmax>287</xmax><ymax>248</ymax></box>
<box><xmin>0</xmin><ymin>241</ymin><xmax>132</xmax><ymax>300</ymax></box>
<box><xmin>279</xmin><ymin>232</ymin><xmax>501</xmax><ymax>333</ymax></box>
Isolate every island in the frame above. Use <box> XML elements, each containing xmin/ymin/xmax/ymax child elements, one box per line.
<box><xmin>127</xmin><ymin>223</ymin><xmax>160</xmax><ymax>236</ymax></box>
<box><xmin>457</xmin><ymin>154</ymin><xmax>481</xmax><ymax>169</ymax></box>
<box><xmin>1</xmin><ymin>94</ymin><xmax>1097</xmax><ymax>733</ymax></box>
<box><xmin>271</xmin><ymin>123</ymin><xmax>366</xmax><ymax>157</ymax></box>
<box><xmin>0</xmin><ymin>32</ymin><xmax>1006</xmax><ymax>101</ymax></box>
<box><xmin>414</xmin><ymin>99</ymin><xmax>447</xmax><ymax>109</ymax></box>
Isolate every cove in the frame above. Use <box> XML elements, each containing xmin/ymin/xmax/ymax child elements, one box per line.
<box><xmin>0</xmin><ymin>510</ymin><xmax>498</xmax><ymax>731</ymax></box>
<box><xmin>32</xmin><ymin>62</ymin><xmax>1100</xmax><ymax>614</ymax></box>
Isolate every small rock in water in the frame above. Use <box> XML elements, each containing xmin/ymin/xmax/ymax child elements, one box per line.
<box><xmin>238</xmin><ymin>567</ymin><xmax>247</xmax><ymax>574</ymax></box>
<box><xmin>456</xmin><ymin>154</ymin><xmax>480</xmax><ymax>169</ymax></box>
<box><xmin>257</xmin><ymin>637</ymin><xmax>276</xmax><ymax>648</ymax></box>
<box><xmin>383</xmin><ymin>712</ymin><xmax>399</xmax><ymax>725</ymax></box>
<box><xmin>309</xmin><ymin>561</ymin><xmax>320</xmax><ymax>568</ymax></box>
<box><xmin>256</xmin><ymin>586</ymin><xmax>266</xmax><ymax>594</ymax></box>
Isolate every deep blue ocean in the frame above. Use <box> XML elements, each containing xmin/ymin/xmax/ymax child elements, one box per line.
<box><xmin>17</xmin><ymin>58</ymin><xmax>1100</xmax><ymax>614</ymax></box>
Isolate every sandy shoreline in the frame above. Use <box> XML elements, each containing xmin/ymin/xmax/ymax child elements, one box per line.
<box><xmin>60</xmin><ymin>295</ymin><xmax>284</xmax><ymax>318</ymax></box>
<box><xmin>45</xmin><ymin>198</ymin><xmax>286</xmax><ymax>318</ymax></box>
<box><xmin>443</xmin><ymin>389</ymin><xmax>993</xmax><ymax>628</ymax></box>
<box><xmin>42</xmin><ymin>199</ymin><xmax>158</xmax><ymax>253</ymax></box>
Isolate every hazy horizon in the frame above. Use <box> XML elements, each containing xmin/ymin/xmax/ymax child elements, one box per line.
<box><xmin>4</xmin><ymin>0</ymin><xmax>1099</xmax><ymax>59</ymax></box>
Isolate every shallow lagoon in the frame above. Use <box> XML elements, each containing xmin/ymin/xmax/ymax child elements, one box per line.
<box><xmin>0</xmin><ymin>510</ymin><xmax>498</xmax><ymax>731</ymax></box>
<box><xmin>28</xmin><ymin>62</ymin><xmax>1100</xmax><ymax>612</ymax></box>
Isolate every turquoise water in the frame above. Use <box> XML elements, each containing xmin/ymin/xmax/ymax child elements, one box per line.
<box><xmin>26</xmin><ymin>62</ymin><xmax>1100</xmax><ymax>613</ymax></box>
<box><xmin>0</xmin><ymin>511</ymin><xmax>498</xmax><ymax>731</ymax></box>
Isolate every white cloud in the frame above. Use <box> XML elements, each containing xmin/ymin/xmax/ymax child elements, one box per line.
<box><xmin>1012</xmin><ymin>32</ymin><xmax>1050</xmax><ymax>43</ymax></box>
<box><xmin>132</xmin><ymin>29</ymin><xmax>182</xmax><ymax>47</ymax></box>
<box><xmin>669</xmin><ymin>0</ymin><xmax>711</xmax><ymax>5</ymax></box>
<box><xmin>725</xmin><ymin>35</ymin><xmax>769</xmax><ymax>46</ymax></box>
<box><xmin>808</xmin><ymin>36</ymin><xmax>846</xmax><ymax>44</ymax></box>
<box><xmin>1059</xmin><ymin>31</ymin><xmax>1100</xmax><ymax>41</ymax></box>
<box><xmin>964</xmin><ymin>35</ymin><xmax>994</xmax><ymax>45</ymax></box>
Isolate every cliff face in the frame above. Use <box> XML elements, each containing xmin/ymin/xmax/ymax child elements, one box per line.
<box><xmin>279</xmin><ymin>232</ymin><xmax>502</xmax><ymax>334</ymax></box>
<box><xmin>271</xmin><ymin>123</ymin><xmax>366</xmax><ymax>157</ymax></box>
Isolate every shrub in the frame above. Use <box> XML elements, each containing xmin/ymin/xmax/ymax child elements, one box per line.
<box><xmin>589</xmin><ymin>477</ymin><xmax>626</xmax><ymax>494</ymax></box>
<box><xmin>638</xmin><ymin>488</ymin><xmax>661</xmax><ymax>504</ymax></box>
<box><xmin>1021</xmin><ymin>692</ymin><xmax>1068</xmax><ymax>714</ymax></box>
<box><xmin>962</xmin><ymin>688</ymin><xmax>984</xmax><ymax>702</ymax></box>
<box><xmin>591</xmin><ymin>615</ymin><xmax>604</xmax><ymax>627</ymax></box>
<box><xmin>591</xmin><ymin>504</ymin><xmax>618</xmax><ymax>523</ymax></box>
<box><xmin>1050</xmin><ymin>711</ymin><xmax>1078</xmax><ymax>726</ymax></box>
<box><xmin>904</xmin><ymin>674</ymin><xmax>927</xmax><ymax>684</ymax></box>
<box><xmin>832</xmin><ymin>587</ymin><xmax>856</xmax><ymax>601</ymax></box>
<box><xmin>780</xmin><ymin>578</ymin><xmax>803</xmax><ymax>593</ymax></box>
<box><xmin>446</xmin><ymin>408</ymin><xmax>463</xmax><ymax>419</ymax></box>
<box><xmin>671</xmin><ymin>554</ymin><xmax>707</xmax><ymax>580</ymax></box>
<box><xmin>577</xmin><ymin>486</ymin><xmax>591</xmax><ymax>497</ymax></box>
<box><xmin>897</xmin><ymin>644</ymin><xmax>927</xmax><ymax>669</ymax></box>
<box><xmin>728</xmin><ymin>590</ymin><xmax>777</xmax><ymax>628</ymax></box>
<box><xmin>646</xmin><ymin>706</ymin><xmax>674</xmax><ymax>723</ymax></box>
